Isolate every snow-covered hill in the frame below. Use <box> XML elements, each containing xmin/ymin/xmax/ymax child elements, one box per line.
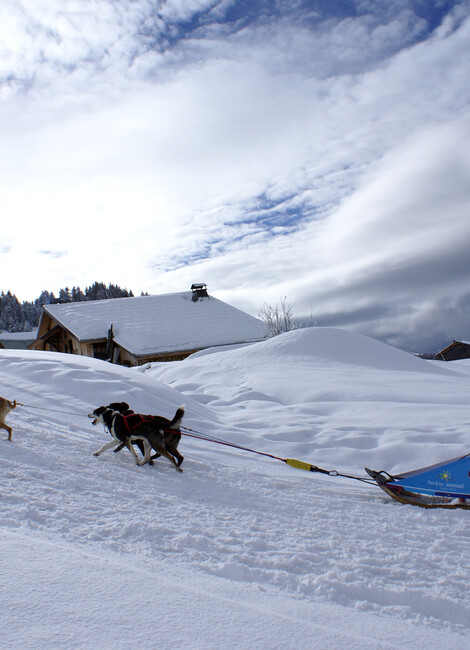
<box><xmin>1</xmin><ymin>328</ymin><xmax>470</xmax><ymax>648</ymax></box>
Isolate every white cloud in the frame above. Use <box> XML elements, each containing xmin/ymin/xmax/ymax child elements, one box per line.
<box><xmin>0</xmin><ymin>1</ymin><xmax>469</xmax><ymax>351</ymax></box>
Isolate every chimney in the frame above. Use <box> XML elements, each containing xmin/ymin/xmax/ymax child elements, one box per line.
<box><xmin>191</xmin><ymin>283</ymin><xmax>208</xmax><ymax>302</ymax></box>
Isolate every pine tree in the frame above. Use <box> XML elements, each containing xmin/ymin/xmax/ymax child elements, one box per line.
<box><xmin>71</xmin><ymin>286</ymin><xmax>85</xmax><ymax>302</ymax></box>
<box><xmin>59</xmin><ymin>287</ymin><xmax>72</xmax><ymax>303</ymax></box>
<box><xmin>0</xmin><ymin>282</ymin><xmax>136</xmax><ymax>332</ymax></box>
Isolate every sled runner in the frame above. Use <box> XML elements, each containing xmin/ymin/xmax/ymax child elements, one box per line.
<box><xmin>365</xmin><ymin>452</ymin><xmax>470</xmax><ymax>509</ymax></box>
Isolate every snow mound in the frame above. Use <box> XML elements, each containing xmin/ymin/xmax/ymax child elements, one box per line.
<box><xmin>0</xmin><ymin>348</ymin><xmax>214</xmax><ymax>425</ymax></box>
<box><xmin>150</xmin><ymin>327</ymin><xmax>456</xmax><ymax>410</ymax></box>
<box><xmin>207</xmin><ymin>327</ymin><xmax>448</xmax><ymax>374</ymax></box>
<box><xmin>147</xmin><ymin>326</ymin><xmax>470</xmax><ymax>471</ymax></box>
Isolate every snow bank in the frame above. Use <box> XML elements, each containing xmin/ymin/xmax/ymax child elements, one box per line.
<box><xmin>147</xmin><ymin>328</ymin><xmax>469</xmax><ymax>472</ymax></box>
<box><xmin>198</xmin><ymin>327</ymin><xmax>449</xmax><ymax>372</ymax></box>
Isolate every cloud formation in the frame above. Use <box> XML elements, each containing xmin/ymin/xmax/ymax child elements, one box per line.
<box><xmin>0</xmin><ymin>1</ymin><xmax>469</xmax><ymax>351</ymax></box>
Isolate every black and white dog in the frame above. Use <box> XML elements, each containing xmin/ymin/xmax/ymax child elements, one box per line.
<box><xmin>105</xmin><ymin>402</ymin><xmax>145</xmax><ymax>458</ymax></box>
<box><xmin>106</xmin><ymin>402</ymin><xmax>147</xmax><ymax>458</ymax></box>
<box><xmin>106</xmin><ymin>401</ymin><xmax>184</xmax><ymax>468</ymax></box>
<box><xmin>88</xmin><ymin>403</ymin><xmax>185</xmax><ymax>471</ymax></box>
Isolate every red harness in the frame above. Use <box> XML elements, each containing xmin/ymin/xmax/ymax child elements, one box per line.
<box><xmin>120</xmin><ymin>413</ymin><xmax>147</xmax><ymax>433</ymax></box>
<box><xmin>119</xmin><ymin>413</ymin><xmax>178</xmax><ymax>437</ymax></box>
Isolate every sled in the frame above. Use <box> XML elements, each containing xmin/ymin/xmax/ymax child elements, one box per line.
<box><xmin>365</xmin><ymin>452</ymin><xmax>470</xmax><ymax>509</ymax></box>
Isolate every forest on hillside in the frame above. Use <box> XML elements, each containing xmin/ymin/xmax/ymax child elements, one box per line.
<box><xmin>0</xmin><ymin>283</ymin><xmax>134</xmax><ymax>332</ymax></box>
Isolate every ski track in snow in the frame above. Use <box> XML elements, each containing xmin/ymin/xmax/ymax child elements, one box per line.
<box><xmin>2</xmin><ymin>407</ymin><xmax>470</xmax><ymax>638</ymax></box>
<box><xmin>1</xmin><ymin>331</ymin><xmax>470</xmax><ymax>647</ymax></box>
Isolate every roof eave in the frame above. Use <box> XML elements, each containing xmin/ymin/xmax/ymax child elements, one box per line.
<box><xmin>129</xmin><ymin>336</ymin><xmax>266</xmax><ymax>359</ymax></box>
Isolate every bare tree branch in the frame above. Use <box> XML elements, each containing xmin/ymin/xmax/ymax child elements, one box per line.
<box><xmin>258</xmin><ymin>297</ymin><xmax>300</xmax><ymax>337</ymax></box>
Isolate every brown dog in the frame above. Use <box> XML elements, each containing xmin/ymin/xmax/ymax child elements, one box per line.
<box><xmin>0</xmin><ymin>398</ymin><xmax>17</xmax><ymax>441</ymax></box>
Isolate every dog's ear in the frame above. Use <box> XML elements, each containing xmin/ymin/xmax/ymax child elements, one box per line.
<box><xmin>108</xmin><ymin>401</ymin><xmax>130</xmax><ymax>413</ymax></box>
<box><xmin>95</xmin><ymin>406</ymin><xmax>107</xmax><ymax>416</ymax></box>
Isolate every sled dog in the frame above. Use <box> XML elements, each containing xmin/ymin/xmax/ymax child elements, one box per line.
<box><xmin>0</xmin><ymin>397</ymin><xmax>17</xmax><ymax>441</ymax></box>
<box><xmin>88</xmin><ymin>404</ymin><xmax>185</xmax><ymax>471</ymax></box>
<box><xmin>106</xmin><ymin>402</ymin><xmax>184</xmax><ymax>468</ymax></box>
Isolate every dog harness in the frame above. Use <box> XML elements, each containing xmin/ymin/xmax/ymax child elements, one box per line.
<box><xmin>120</xmin><ymin>413</ymin><xmax>148</xmax><ymax>433</ymax></box>
<box><xmin>111</xmin><ymin>412</ymin><xmax>176</xmax><ymax>438</ymax></box>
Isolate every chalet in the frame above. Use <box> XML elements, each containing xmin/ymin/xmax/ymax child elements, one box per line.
<box><xmin>30</xmin><ymin>284</ymin><xmax>267</xmax><ymax>365</ymax></box>
<box><xmin>435</xmin><ymin>340</ymin><xmax>470</xmax><ymax>361</ymax></box>
<box><xmin>0</xmin><ymin>331</ymin><xmax>38</xmax><ymax>350</ymax></box>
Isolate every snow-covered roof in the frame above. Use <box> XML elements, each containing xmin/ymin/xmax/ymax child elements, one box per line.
<box><xmin>0</xmin><ymin>330</ymin><xmax>38</xmax><ymax>349</ymax></box>
<box><xmin>43</xmin><ymin>292</ymin><xmax>267</xmax><ymax>357</ymax></box>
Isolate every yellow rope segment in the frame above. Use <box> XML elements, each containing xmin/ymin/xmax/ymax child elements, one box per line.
<box><xmin>285</xmin><ymin>458</ymin><xmax>312</xmax><ymax>472</ymax></box>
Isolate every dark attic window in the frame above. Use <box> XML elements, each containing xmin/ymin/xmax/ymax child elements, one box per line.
<box><xmin>191</xmin><ymin>283</ymin><xmax>208</xmax><ymax>301</ymax></box>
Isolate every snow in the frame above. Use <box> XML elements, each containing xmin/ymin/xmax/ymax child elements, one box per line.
<box><xmin>1</xmin><ymin>327</ymin><xmax>470</xmax><ymax>648</ymax></box>
<box><xmin>42</xmin><ymin>292</ymin><xmax>266</xmax><ymax>356</ymax></box>
<box><xmin>0</xmin><ymin>331</ymin><xmax>38</xmax><ymax>341</ymax></box>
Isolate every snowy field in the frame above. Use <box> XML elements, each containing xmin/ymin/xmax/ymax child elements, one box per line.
<box><xmin>1</xmin><ymin>327</ymin><xmax>470</xmax><ymax>648</ymax></box>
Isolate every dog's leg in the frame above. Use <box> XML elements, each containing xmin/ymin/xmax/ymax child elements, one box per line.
<box><xmin>164</xmin><ymin>435</ymin><xmax>183</xmax><ymax>467</ymax></box>
<box><xmin>150</xmin><ymin>436</ymin><xmax>183</xmax><ymax>472</ymax></box>
<box><xmin>113</xmin><ymin>440</ymin><xmax>146</xmax><ymax>455</ymax></box>
<box><xmin>1</xmin><ymin>424</ymin><xmax>12</xmax><ymax>441</ymax></box>
<box><xmin>115</xmin><ymin>439</ymin><xmax>153</xmax><ymax>464</ymax></box>
<box><xmin>133</xmin><ymin>439</ymin><xmax>154</xmax><ymax>465</ymax></box>
<box><xmin>134</xmin><ymin>439</ymin><xmax>148</xmax><ymax>459</ymax></box>
<box><xmin>136</xmin><ymin>439</ymin><xmax>153</xmax><ymax>466</ymax></box>
<box><xmin>94</xmin><ymin>440</ymin><xmax>120</xmax><ymax>456</ymax></box>
<box><xmin>125</xmin><ymin>439</ymin><xmax>143</xmax><ymax>465</ymax></box>
<box><xmin>164</xmin><ymin>449</ymin><xmax>184</xmax><ymax>467</ymax></box>
<box><xmin>173</xmin><ymin>450</ymin><xmax>184</xmax><ymax>468</ymax></box>
<box><xmin>159</xmin><ymin>449</ymin><xmax>183</xmax><ymax>472</ymax></box>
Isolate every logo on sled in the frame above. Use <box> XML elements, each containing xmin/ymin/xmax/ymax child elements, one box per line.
<box><xmin>438</xmin><ymin>470</ymin><xmax>453</xmax><ymax>482</ymax></box>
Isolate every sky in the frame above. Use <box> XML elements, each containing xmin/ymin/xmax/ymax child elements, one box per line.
<box><xmin>1</xmin><ymin>0</ymin><xmax>469</xmax><ymax>352</ymax></box>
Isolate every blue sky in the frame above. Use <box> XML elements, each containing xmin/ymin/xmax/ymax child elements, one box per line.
<box><xmin>1</xmin><ymin>0</ymin><xmax>469</xmax><ymax>351</ymax></box>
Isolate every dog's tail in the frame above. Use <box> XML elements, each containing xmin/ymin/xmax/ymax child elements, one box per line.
<box><xmin>168</xmin><ymin>405</ymin><xmax>185</xmax><ymax>429</ymax></box>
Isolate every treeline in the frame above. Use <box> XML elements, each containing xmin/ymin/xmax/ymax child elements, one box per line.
<box><xmin>0</xmin><ymin>282</ymin><xmax>134</xmax><ymax>333</ymax></box>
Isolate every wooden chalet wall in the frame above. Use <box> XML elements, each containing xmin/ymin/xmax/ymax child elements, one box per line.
<box><xmin>436</xmin><ymin>341</ymin><xmax>470</xmax><ymax>361</ymax></box>
<box><xmin>32</xmin><ymin>312</ymin><xmax>105</xmax><ymax>359</ymax></box>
